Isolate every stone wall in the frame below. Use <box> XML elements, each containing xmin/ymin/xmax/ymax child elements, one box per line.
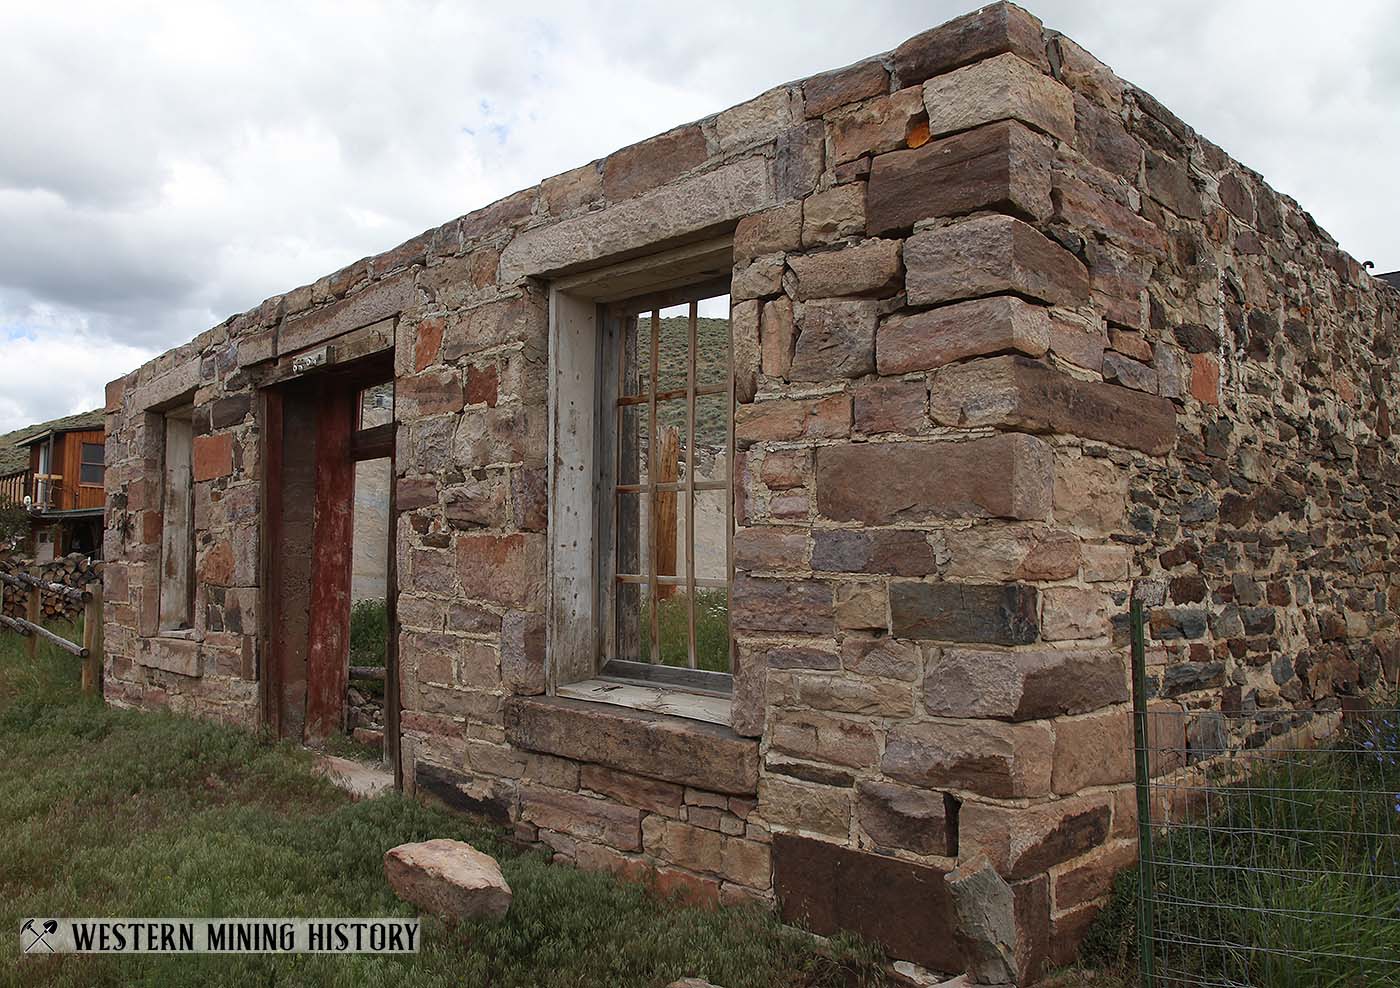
<box><xmin>101</xmin><ymin>2</ymin><xmax>1400</xmax><ymax>979</ymax></box>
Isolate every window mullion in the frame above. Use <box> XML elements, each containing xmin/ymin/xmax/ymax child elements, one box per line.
<box><xmin>647</xmin><ymin>308</ymin><xmax>661</xmax><ymax>666</ymax></box>
<box><xmin>685</xmin><ymin>300</ymin><xmax>698</xmax><ymax>671</ymax></box>
<box><xmin>725</xmin><ymin>305</ymin><xmax>735</xmax><ymax>676</ymax></box>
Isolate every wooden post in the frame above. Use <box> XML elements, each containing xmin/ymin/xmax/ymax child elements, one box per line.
<box><xmin>25</xmin><ymin>581</ymin><xmax>40</xmax><ymax>661</ymax></box>
<box><xmin>82</xmin><ymin>584</ymin><xmax>103</xmax><ymax>696</ymax></box>
<box><xmin>654</xmin><ymin>425</ymin><xmax>679</xmax><ymax>601</ymax></box>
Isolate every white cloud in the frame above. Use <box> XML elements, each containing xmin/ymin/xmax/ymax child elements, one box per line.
<box><xmin>1</xmin><ymin>0</ymin><xmax>1396</xmax><ymax>430</ymax></box>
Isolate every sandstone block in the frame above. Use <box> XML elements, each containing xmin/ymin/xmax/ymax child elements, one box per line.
<box><xmin>776</xmin><ymin>120</ymin><xmax>824</xmax><ymax>200</ymax></box>
<box><xmin>943</xmin><ymin>524</ymin><xmax>1079</xmax><ymax>582</ymax></box>
<box><xmin>883</xmin><ymin>719</ymin><xmax>1053</xmax><ymax>798</ymax></box>
<box><xmin>924</xmin><ymin>51</ymin><xmax>1073</xmax><ymax>144</ymax></box>
<box><xmin>141</xmin><ymin>637</ymin><xmax>201</xmax><ymax>677</ymax></box>
<box><xmin>731</xmin><ymin>298</ymin><xmax>761</xmax><ymax>403</ymax></box>
<box><xmin>1082</xmin><ymin>544</ymin><xmax>1131</xmax><ymax>583</ymax></box>
<box><xmin>856</xmin><ymin>779</ymin><xmax>950</xmax><ymax>855</ymax></box>
<box><xmin>1052</xmin><ymin>707</ymin><xmax>1135</xmax><ymax>794</ymax></box>
<box><xmin>759</xmin><ymin>776</ymin><xmax>852</xmax><ymax>838</ymax></box>
<box><xmin>904</xmin><ymin>214</ymin><xmax>1088</xmax><ymax>308</ymax></box>
<box><xmin>733</xmin><ymin>527</ymin><xmax>808</xmax><ymax>571</ymax></box>
<box><xmin>520</xmin><ymin>786</ymin><xmax>642</xmax><ymax>851</ymax></box>
<box><xmin>816</xmin><ymin>433</ymin><xmax>1053</xmax><ymax>524</ymax></box>
<box><xmin>945</xmin><ymin>853</ymin><xmax>1020</xmax><ymax>985</ymax></box>
<box><xmin>735</xmin><ymin>394</ymin><xmax>850</xmax><ymax>445</ymax></box>
<box><xmin>1054</xmin><ymin>170</ymin><xmax>1166</xmax><ymax>258</ymax></box>
<box><xmin>499</xmin><ymin>158</ymin><xmax>773</xmax><ymax>281</ymax></box>
<box><xmin>789</xmin><ymin>293</ymin><xmax>873</xmax><ymax>377</ymax></box>
<box><xmin>383</xmin><ymin>839</ymin><xmax>512</xmax><ymax>920</ymax></box>
<box><xmin>1048</xmin><ymin>310</ymin><xmax>1106</xmax><ymax>372</ymax></box>
<box><xmin>734</xmin><ymin>203</ymin><xmax>803</xmax><ymax>263</ymax></box>
<box><xmin>453</xmin><ymin>405</ymin><xmax>547</xmax><ymax>468</ymax></box>
<box><xmin>811</xmin><ymin>528</ymin><xmax>939</xmax><ymax>576</ymax></box>
<box><xmin>193</xmin><ymin>434</ymin><xmax>233</xmax><ymax>482</ymax></box>
<box><xmin>876</xmin><ymin>295</ymin><xmax>1050</xmax><ymax>375</ymax></box>
<box><xmin>867</xmin><ymin>120</ymin><xmax>1052</xmax><ymax>234</ymax></box>
<box><xmin>841</xmin><ymin>637</ymin><xmax>922</xmax><ymax>681</ymax></box>
<box><xmin>758</xmin><ymin>448</ymin><xmax>808</xmax><ymax>489</ymax></box>
<box><xmin>1144</xmin><ymin>148</ymin><xmax>1201</xmax><ymax>219</ymax></box>
<box><xmin>853</xmin><ymin>377</ymin><xmax>928</xmax><ymax>435</ymax></box>
<box><xmin>500</xmin><ymin>609</ymin><xmax>545</xmax><ymax>695</ymax></box>
<box><xmin>504</xmin><ymin>696</ymin><xmax>759</xmax><ymax>795</ymax></box>
<box><xmin>890</xmin><ymin>582</ymin><xmax>1039</xmax><ymax>645</ymax></box>
<box><xmin>833</xmin><ymin>582</ymin><xmax>888</xmax><ymax>632</ymax></box>
<box><xmin>279</xmin><ymin>269</ymin><xmax>415</xmax><ymax>355</ymax></box>
<box><xmin>730</xmin><ymin>574</ymin><xmax>831</xmax><ymax>634</ymax></box>
<box><xmin>715</xmin><ymin>87</ymin><xmax>793</xmax><ymax>152</ymax></box>
<box><xmin>928</xmin><ymin>355</ymin><xmax>1176</xmax><ymax>455</ymax></box>
<box><xmin>1073</xmin><ymin>92</ymin><xmax>1140</xmax><ymax>179</ymax></box>
<box><xmin>731</xmin><ymin>254</ymin><xmax>784</xmax><ymax>301</ymax></box>
<box><xmin>580</xmin><ymin>764</ymin><xmax>683</xmax><ymax>817</ymax></box>
<box><xmin>959</xmin><ymin>795</ymin><xmax>1112</xmax><ymax>880</ymax></box>
<box><xmin>788</xmin><ymin>242</ymin><xmax>902</xmax><ymax>302</ymax></box>
<box><xmin>442</xmin><ymin>476</ymin><xmax>507</xmax><ymax>528</ymax></box>
<box><xmin>442</xmin><ymin>294</ymin><xmax>548</xmax><ymax>361</ymax></box>
<box><xmin>601</xmin><ymin>124</ymin><xmax>708</xmax><ymax>202</ymax></box>
<box><xmin>455</xmin><ymin>533</ymin><xmax>544</xmax><ymax>609</ymax></box>
<box><xmin>804</xmin><ymin>59</ymin><xmax>890</xmax><ymax>117</ymax></box>
<box><xmin>891</xmin><ymin>3</ymin><xmax>1047</xmax><ymax>87</ymax></box>
<box><xmin>1102</xmin><ymin>351</ymin><xmax>1156</xmax><ymax>394</ymax></box>
<box><xmin>759</xmin><ymin>296</ymin><xmax>796</xmax><ymax>379</ymax></box>
<box><xmin>541</xmin><ymin>161</ymin><xmax>602</xmax><ymax>216</ymax></box>
<box><xmin>1041</xmin><ymin>586</ymin><xmax>1114</xmax><ymax>642</ymax></box>
<box><xmin>1054</xmin><ymin>454</ymin><xmax>1128</xmax><ymax>536</ymax></box>
<box><xmin>1054</xmin><ymin>839</ymin><xmax>1137</xmax><ymax>911</ymax></box>
<box><xmin>828</xmin><ymin>87</ymin><xmax>925</xmax><ymax>164</ymax></box>
<box><xmin>923</xmin><ymin>647</ymin><xmax>1128</xmax><ymax>721</ymax></box>
<box><xmin>801</xmin><ymin>183</ymin><xmax>866</xmax><ymax>246</ymax></box>
<box><xmin>768</xmin><ymin>708</ymin><xmax>879</xmax><ymax>768</ymax></box>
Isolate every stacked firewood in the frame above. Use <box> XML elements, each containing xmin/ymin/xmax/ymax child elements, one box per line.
<box><xmin>0</xmin><ymin>553</ymin><xmax>103</xmax><ymax>621</ymax></box>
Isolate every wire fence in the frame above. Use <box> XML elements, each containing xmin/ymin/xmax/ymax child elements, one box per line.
<box><xmin>1132</xmin><ymin>604</ymin><xmax>1400</xmax><ymax>987</ymax></box>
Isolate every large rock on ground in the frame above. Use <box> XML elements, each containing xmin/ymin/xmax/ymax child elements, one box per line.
<box><xmin>384</xmin><ymin>838</ymin><xmax>512</xmax><ymax>920</ymax></box>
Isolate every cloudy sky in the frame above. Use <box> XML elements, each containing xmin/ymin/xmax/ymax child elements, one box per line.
<box><xmin>2</xmin><ymin>0</ymin><xmax>1397</xmax><ymax>433</ymax></box>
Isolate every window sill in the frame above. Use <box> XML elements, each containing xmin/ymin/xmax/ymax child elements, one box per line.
<box><xmin>556</xmin><ymin>677</ymin><xmax>731</xmax><ymax>727</ymax></box>
<box><xmin>155</xmin><ymin>628</ymin><xmax>199</xmax><ymax>642</ymax></box>
<box><xmin>503</xmin><ymin>694</ymin><xmax>759</xmax><ymax>795</ymax></box>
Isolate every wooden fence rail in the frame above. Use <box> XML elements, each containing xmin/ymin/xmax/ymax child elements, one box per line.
<box><xmin>0</xmin><ymin>571</ymin><xmax>103</xmax><ymax>694</ymax></box>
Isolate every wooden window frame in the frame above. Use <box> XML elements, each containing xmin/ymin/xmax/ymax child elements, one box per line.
<box><xmin>78</xmin><ymin>442</ymin><xmax>105</xmax><ymax>488</ymax></box>
<box><xmin>158</xmin><ymin>407</ymin><xmax>196</xmax><ymax>634</ymax></box>
<box><xmin>595</xmin><ymin>283</ymin><xmax>734</xmax><ymax>695</ymax></box>
<box><xmin>545</xmin><ymin>237</ymin><xmax>735</xmax><ymax>719</ymax></box>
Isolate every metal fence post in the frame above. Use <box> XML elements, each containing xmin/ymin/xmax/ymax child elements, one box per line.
<box><xmin>1131</xmin><ymin>597</ymin><xmax>1156</xmax><ymax>988</ymax></box>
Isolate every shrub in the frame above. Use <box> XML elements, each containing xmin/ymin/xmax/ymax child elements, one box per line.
<box><xmin>348</xmin><ymin>598</ymin><xmax>388</xmax><ymax>668</ymax></box>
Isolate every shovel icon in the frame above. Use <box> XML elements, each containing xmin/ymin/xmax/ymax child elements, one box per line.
<box><xmin>21</xmin><ymin>919</ymin><xmax>58</xmax><ymax>953</ymax></box>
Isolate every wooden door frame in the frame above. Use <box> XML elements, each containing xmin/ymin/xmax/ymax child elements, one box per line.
<box><xmin>258</xmin><ymin>355</ymin><xmax>400</xmax><ymax>782</ymax></box>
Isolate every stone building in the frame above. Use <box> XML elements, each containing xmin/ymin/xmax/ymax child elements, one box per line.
<box><xmin>100</xmin><ymin>3</ymin><xmax>1400</xmax><ymax>979</ymax></box>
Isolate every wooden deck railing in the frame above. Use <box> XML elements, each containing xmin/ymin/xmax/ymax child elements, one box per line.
<box><xmin>0</xmin><ymin>571</ymin><xmax>103</xmax><ymax>694</ymax></box>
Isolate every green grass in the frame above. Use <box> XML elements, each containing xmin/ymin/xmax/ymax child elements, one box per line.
<box><xmin>0</xmin><ymin>621</ymin><xmax>888</xmax><ymax>988</ymax></box>
<box><xmin>1082</xmin><ymin>714</ymin><xmax>1400</xmax><ymax>987</ymax></box>
<box><xmin>653</xmin><ymin>590</ymin><xmax>731</xmax><ymax>673</ymax></box>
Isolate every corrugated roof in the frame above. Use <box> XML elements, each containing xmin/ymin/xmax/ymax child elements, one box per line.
<box><xmin>0</xmin><ymin>409</ymin><xmax>105</xmax><ymax>477</ymax></box>
<box><xmin>1378</xmin><ymin>271</ymin><xmax>1400</xmax><ymax>291</ymax></box>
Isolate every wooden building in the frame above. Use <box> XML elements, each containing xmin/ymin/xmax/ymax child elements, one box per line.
<box><xmin>0</xmin><ymin>409</ymin><xmax>106</xmax><ymax>559</ymax></box>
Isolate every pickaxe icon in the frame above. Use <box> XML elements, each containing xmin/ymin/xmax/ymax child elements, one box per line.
<box><xmin>21</xmin><ymin>920</ymin><xmax>57</xmax><ymax>953</ymax></box>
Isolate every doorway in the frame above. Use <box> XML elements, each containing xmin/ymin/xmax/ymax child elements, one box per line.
<box><xmin>262</xmin><ymin>356</ymin><xmax>398</xmax><ymax>776</ymax></box>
